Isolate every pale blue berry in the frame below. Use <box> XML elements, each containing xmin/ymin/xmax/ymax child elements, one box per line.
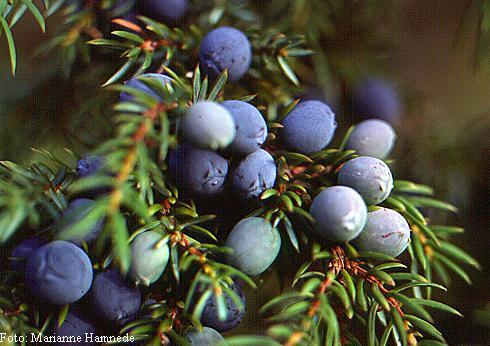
<box><xmin>310</xmin><ymin>186</ymin><xmax>367</xmax><ymax>242</ymax></box>
<box><xmin>226</xmin><ymin>217</ymin><xmax>281</xmax><ymax>275</ymax></box>
<box><xmin>355</xmin><ymin>207</ymin><xmax>411</xmax><ymax>257</ymax></box>
<box><xmin>130</xmin><ymin>231</ymin><xmax>169</xmax><ymax>286</ymax></box>
<box><xmin>181</xmin><ymin>101</ymin><xmax>236</xmax><ymax>150</ymax></box>
<box><xmin>338</xmin><ymin>156</ymin><xmax>393</xmax><ymax>205</ymax></box>
<box><xmin>346</xmin><ymin>119</ymin><xmax>396</xmax><ymax>159</ymax></box>
<box><xmin>222</xmin><ymin>100</ymin><xmax>267</xmax><ymax>155</ymax></box>
<box><xmin>186</xmin><ymin>327</ymin><xmax>225</xmax><ymax>346</ymax></box>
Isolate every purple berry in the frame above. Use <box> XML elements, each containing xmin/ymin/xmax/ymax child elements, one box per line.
<box><xmin>231</xmin><ymin>149</ymin><xmax>276</xmax><ymax>198</ymax></box>
<box><xmin>53</xmin><ymin>307</ymin><xmax>97</xmax><ymax>345</ymax></box>
<box><xmin>222</xmin><ymin>100</ymin><xmax>267</xmax><ymax>156</ymax></box>
<box><xmin>351</xmin><ymin>78</ymin><xmax>403</xmax><ymax>124</ymax></box>
<box><xmin>282</xmin><ymin>100</ymin><xmax>337</xmax><ymax>154</ymax></box>
<box><xmin>77</xmin><ymin>155</ymin><xmax>105</xmax><ymax>178</ymax></box>
<box><xmin>346</xmin><ymin>119</ymin><xmax>396</xmax><ymax>159</ymax></box>
<box><xmin>226</xmin><ymin>217</ymin><xmax>281</xmax><ymax>275</ymax></box>
<box><xmin>200</xmin><ymin>27</ymin><xmax>252</xmax><ymax>82</ymax></box>
<box><xmin>10</xmin><ymin>236</ymin><xmax>48</xmax><ymax>272</ymax></box>
<box><xmin>355</xmin><ymin>207</ymin><xmax>411</xmax><ymax>257</ymax></box>
<box><xmin>56</xmin><ymin>198</ymin><xmax>105</xmax><ymax>246</ymax></box>
<box><xmin>26</xmin><ymin>241</ymin><xmax>93</xmax><ymax>305</ymax></box>
<box><xmin>181</xmin><ymin>101</ymin><xmax>236</xmax><ymax>150</ymax></box>
<box><xmin>120</xmin><ymin>73</ymin><xmax>172</xmax><ymax>103</ymax></box>
<box><xmin>338</xmin><ymin>156</ymin><xmax>393</xmax><ymax>205</ymax></box>
<box><xmin>138</xmin><ymin>0</ymin><xmax>188</xmax><ymax>23</ymax></box>
<box><xmin>310</xmin><ymin>186</ymin><xmax>367</xmax><ymax>242</ymax></box>
<box><xmin>198</xmin><ymin>282</ymin><xmax>245</xmax><ymax>332</ymax></box>
<box><xmin>168</xmin><ymin>145</ymin><xmax>228</xmax><ymax>195</ymax></box>
<box><xmin>90</xmin><ymin>270</ymin><xmax>142</xmax><ymax>325</ymax></box>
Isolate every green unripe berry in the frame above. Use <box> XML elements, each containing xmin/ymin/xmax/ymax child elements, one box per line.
<box><xmin>130</xmin><ymin>231</ymin><xmax>169</xmax><ymax>286</ymax></box>
<box><xmin>226</xmin><ymin>217</ymin><xmax>281</xmax><ymax>275</ymax></box>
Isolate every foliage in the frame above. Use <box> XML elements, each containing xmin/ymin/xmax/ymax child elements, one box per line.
<box><xmin>0</xmin><ymin>1</ymin><xmax>483</xmax><ymax>345</ymax></box>
<box><xmin>0</xmin><ymin>0</ymin><xmax>47</xmax><ymax>74</ymax></box>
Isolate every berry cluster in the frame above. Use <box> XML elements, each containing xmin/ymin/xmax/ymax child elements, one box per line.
<box><xmin>11</xmin><ymin>76</ymin><xmax>407</xmax><ymax>346</ymax></box>
<box><xmin>7</xmin><ymin>4</ymin><xmax>419</xmax><ymax>344</ymax></box>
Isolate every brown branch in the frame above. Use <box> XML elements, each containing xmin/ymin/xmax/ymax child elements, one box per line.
<box><xmin>107</xmin><ymin>102</ymin><xmax>176</xmax><ymax>215</ymax></box>
<box><xmin>284</xmin><ymin>246</ymin><xmax>414</xmax><ymax>346</ymax></box>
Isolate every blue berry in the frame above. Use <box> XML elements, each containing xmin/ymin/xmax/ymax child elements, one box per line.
<box><xmin>231</xmin><ymin>149</ymin><xmax>276</xmax><ymax>198</ymax></box>
<box><xmin>200</xmin><ymin>27</ymin><xmax>252</xmax><ymax>82</ymax></box>
<box><xmin>168</xmin><ymin>145</ymin><xmax>228</xmax><ymax>195</ymax></box>
<box><xmin>355</xmin><ymin>207</ymin><xmax>411</xmax><ymax>257</ymax></box>
<box><xmin>53</xmin><ymin>307</ymin><xmax>97</xmax><ymax>346</ymax></box>
<box><xmin>120</xmin><ymin>73</ymin><xmax>172</xmax><ymax>103</ymax></box>
<box><xmin>338</xmin><ymin>156</ymin><xmax>393</xmax><ymax>205</ymax></box>
<box><xmin>282</xmin><ymin>100</ymin><xmax>337</xmax><ymax>154</ymax></box>
<box><xmin>77</xmin><ymin>155</ymin><xmax>104</xmax><ymax>178</ymax></box>
<box><xmin>222</xmin><ymin>100</ymin><xmax>267</xmax><ymax>155</ymax></box>
<box><xmin>56</xmin><ymin>198</ymin><xmax>105</xmax><ymax>246</ymax></box>
<box><xmin>310</xmin><ymin>186</ymin><xmax>367</xmax><ymax>242</ymax></box>
<box><xmin>186</xmin><ymin>327</ymin><xmax>225</xmax><ymax>346</ymax></box>
<box><xmin>130</xmin><ymin>231</ymin><xmax>169</xmax><ymax>286</ymax></box>
<box><xmin>199</xmin><ymin>282</ymin><xmax>245</xmax><ymax>332</ymax></box>
<box><xmin>26</xmin><ymin>241</ymin><xmax>93</xmax><ymax>305</ymax></box>
<box><xmin>352</xmin><ymin>78</ymin><xmax>403</xmax><ymax>124</ymax></box>
<box><xmin>226</xmin><ymin>217</ymin><xmax>281</xmax><ymax>275</ymax></box>
<box><xmin>76</xmin><ymin>155</ymin><xmax>112</xmax><ymax>197</ymax></box>
<box><xmin>108</xmin><ymin>0</ymin><xmax>135</xmax><ymax>18</ymax></box>
<box><xmin>10</xmin><ymin>236</ymin><xmax>47</xmax><ymax>272</ymax></box>
<box><xmin>138</xmin><ymin>298</ymin><xmax>158</xmax><ymax>320</ymax></box>
<box><xmin>139</xmin><ymin>0</ymin><xmax>188</xmax><ymax>23</ymax></box>
<box><xmin>346</xmin><ymin>119</ymin><xmax>396</xmax><ymax>159</ymax></box>
<box><xmin>90</xmin><ymin>270</ymin><xmax>142</xmax><ymax>325</ymax></box>
<box><xmin>181</xmin><ymin>101</ymin><xmax>236</xmax><ymax>150</ymax></box>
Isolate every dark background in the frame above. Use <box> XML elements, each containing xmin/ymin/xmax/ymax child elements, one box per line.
<box><xmin>1</xmin><ymin>1</ymin><xmax>488</xmax><ymax>344</ymax></box>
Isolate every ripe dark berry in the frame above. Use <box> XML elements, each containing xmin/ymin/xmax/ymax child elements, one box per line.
<box><xmin>90</xmin><ymin>270</ymin><xmax>142</xmax><ymax>325</ymax></box>
<box><xmin>77</xmin><ymin>155</ymin><xmax>104</xmax><ymax>178</ymax></box>
<box><xmin>231</xmin><ymin>149</ymin><xmax>276</xmax><ymax>198</ymax></box>
<box><xmin>168</xmin><ymin>145</ymin><xmax>228</xmax><ymax>195</ymax></box>
<box><xmin>130</xmin><ymin>231</ymin><xmax>169</xmax><ymax>286</ymax></box>
<box><xmin>200</xmin><ymin>27</ymin><xmax>252</xmax><ymax>82</ymax></box>
<box><xmin>120</xmin><ymin>73</ymin><xmax>172</xmax><ymax>103</ymax></box>
<box><xmin>139</xmin><ymin>0</ymin><xmax>188</xmax><ymax>23</ymax></box>
<box><xmin>345</xmin><ymin>119</ymin><xmax>396</xmax><ymax>159</ymax></box>
<box><xmin>56</xmin><ymin>198</ymin><xmax>105</xmax><ymax>246</ymax></box>
<box><xmin>181</xmin><ymin>101</ymin><xmax>236</xmax><ymax>150</ymax></box>
<box><xmin>355</xmin><ymin>207</ymin><xmax>411</xmax><ymax>257</ymax></box>
<box><xmin>338</xmin><ymin>156</ymin><xmax>393</xmax><ymax>205</ymax></box>
<box><xmin>26</xmin><ymin>240</ymin><xmax>93</xmax><ymax>305</ymax></box>
<box><xmin>53</xmin><ymin>307</ymin><xmax>97</xmax><ymax>346</ymax></box>
<box><xmin>310</xmin><ymin>186</ymin><xmax>367</xmax><ymax>242</ymax></box>
<box><xmin>351</xmin><ymin>78</ymin><xmax>403</xmax><ymax>124</ymax></box>
<box><xmin>226</xmin><ymin>217</ymin><xmax>281</xmax><ymax>275</ymax></box>
<box><xmin>282</xmin><ymin>100</ymin><xmax>337</xmax><ymax>154</ymax></box>
<box><xmin>222</xmin><ymin>100</ymin><xmax>267</xmax><ymax>156</ymax></box>
<box><xmin>10</xmin><ymin>236</ymin><xmax>47</xmax><ymax>272</ymax></box>
<box><xmin>199</xmin><ymin>282</ymin><xmax>245</xmax><ymax>332</ymax></box>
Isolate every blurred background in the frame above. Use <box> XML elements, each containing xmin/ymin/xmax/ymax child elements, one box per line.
<box><xmin>1</xmin><ymin>0</ymin><xmax>489</xmax><ymax>344</ymax></box>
